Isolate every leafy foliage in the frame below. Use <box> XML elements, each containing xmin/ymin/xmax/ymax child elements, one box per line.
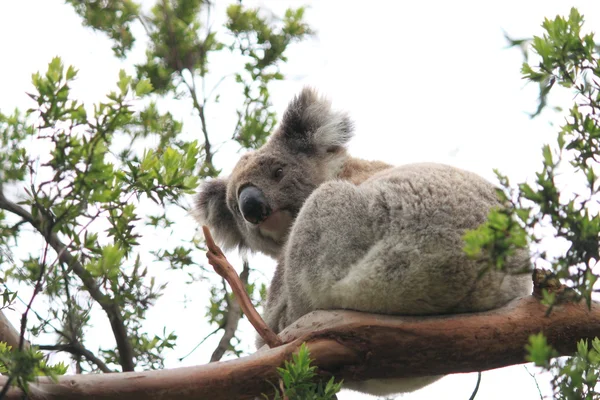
<box><xmin>227</xmin><ymin>5</ymin><xmax>311</xmax><ymax>150</ymax></box>
<box><xmin>66</xmin><ymin>0</ymin><xmax>140</xmax><ymax>58</ymax></box>
<box><xmin>0</xmin><ymin>342</ymin><xmax>67</xmax><ymax>392</ymax></box>
<box><xmin>465</xmin><ymin>6</ymin><xmax>600</xmax><ymax>309</ymax></box>
<box><xmin>0</xmin><ymin>0</ymin><xmax>310</xmax><ymax>391</ymax></box>
<box><xmin>527</xmin><ymin>336</ymin><xmax>600</xmax><ymax>399</ymax></box>
<box><xmin>266</xmin><ymin>343</ymin><xmax>342</xmax><ymax>400</ymax></box>
<box><xmin>467</xmin><ymin>7</ymin><xmax>600</xmax><ymax>400</ymax></box>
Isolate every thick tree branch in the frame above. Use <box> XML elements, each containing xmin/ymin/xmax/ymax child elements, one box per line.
<box><xmin>1</xmin><ymin>296</ymin><xmax>599</xmax><ymax>400</ymax></box>
<box><xmin>0</xmin><ymin>190</ymin><xmax>135</xmax><ymax>372</ymax></box>
<box><xmin>209</xmin><ymin>261</ymin><xmax>250</xmax><ymax>362</ymax></box>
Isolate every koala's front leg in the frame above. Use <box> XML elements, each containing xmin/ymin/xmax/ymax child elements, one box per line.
<box><xmin>283</xmin><ymin>180</ymin><xmax>376</xmax><ymax>322</ymax></box>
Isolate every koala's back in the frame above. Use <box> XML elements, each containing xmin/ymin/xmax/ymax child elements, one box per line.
<box><xmin>270</xmin><ymin>163</ymin><xmax>531</xmax><ymax>331</ymax></box>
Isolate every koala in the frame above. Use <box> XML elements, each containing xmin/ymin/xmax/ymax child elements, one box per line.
<box><xmin>195</xmin><ymin>87</ymin><xmax>532</xmax><ymax>396</ymax></box>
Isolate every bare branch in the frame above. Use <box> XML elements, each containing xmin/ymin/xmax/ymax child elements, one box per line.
<box><xmin>468</xmin><ymin>372</ymin><xmax>482</xmax><ymax>400</ymax></box>
<box><xmin>0</xmin><ymin>296</ymin><xmax>599</xmax><ymax>400</ymax></box>
<box><xmin>38</xmin><ymin>342</ymin><xmax>113</xmax><ymax>373</ymax></box>
<box><xmin>179</xmin><ymin>326</ymin><xmax>221</xmax><ymax>362</ymax></box>
<box><xmin>202</xmin><ymin>226</ymin><xmax>282</xmax><ymax>348</ymax></box>
<box><xmin>182</xmin><ymin>77</ymin><xmax>213</xmax><ymax>169</ymax></box>
<box><xmin>524</xmin><ymin>365</ymin><xmax>544</xmax><ymax>400</ymax></box>
<box><xmin>0</xmin><ymin>190</ymin><xmax>135</xmax><ymax>372</ymax></box>
<box><xmin>210</xmin><ymin>261</ymin><xmax>250</xmax><ymax>362</ymax></box>
<box><xmin>204</xmin><ymin>74</ymin><xmax>232</xmax><ymax>104</ymax></box>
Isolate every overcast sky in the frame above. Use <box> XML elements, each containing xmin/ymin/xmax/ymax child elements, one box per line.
<box><xmin>2</xmin><ymin>1</ymin><xmax>600</xmax><ymax>399</ymax></box>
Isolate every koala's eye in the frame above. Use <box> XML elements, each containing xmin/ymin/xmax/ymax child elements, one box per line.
<box><xmin>273</xmin><ymin>167</ymin><xmax>284</xmax><ymax>180</ymax></box>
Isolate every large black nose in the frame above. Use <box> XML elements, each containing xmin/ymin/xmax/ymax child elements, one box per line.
<box><xmin>238</xmin><ymin>186</ymin><xmax>271</xmax><ymax>224</ymax></box>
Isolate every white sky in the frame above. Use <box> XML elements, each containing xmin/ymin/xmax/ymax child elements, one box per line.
<box><xmin>1</xmin><ymin>1</ymin><xmax>600</xmax><ymax>399</ymax></box>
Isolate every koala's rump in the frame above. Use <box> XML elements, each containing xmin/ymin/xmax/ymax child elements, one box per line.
<box><xmin>282</xmin><ymin>163</ymin><xmax>531</xmax><ymax>327</ymax></box>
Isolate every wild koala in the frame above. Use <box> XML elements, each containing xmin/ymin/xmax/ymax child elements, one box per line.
<box><xmin>195</xmin><ymin>87</ymin><xmax>532</xmax><ymax>396</ymax></box>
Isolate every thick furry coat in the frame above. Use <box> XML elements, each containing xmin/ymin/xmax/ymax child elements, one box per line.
<box><xmin>195</xmin><ymin>88</ymin><xmax>531</xmax><ymax>395</ymax></box>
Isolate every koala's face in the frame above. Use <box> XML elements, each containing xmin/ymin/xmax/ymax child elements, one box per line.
<box><xmin>195</xmin><ymin>87</ymin><xmax>354</xmax><ymax>258</ymax></box>
<box><xmin>224</xmin><ymin>142</ymin><xmax>322</xmax><ymax>256</ymax></box>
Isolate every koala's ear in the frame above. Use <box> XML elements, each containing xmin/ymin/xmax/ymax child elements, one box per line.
<box><xmin>193</xmin><ymin>178</ymin><xmax>245</xmax><ymax>252</ymax></box>
<box><xmin>274</xmin><ymin>87</ymin><xmax>354</xmax><ymax>153</ymax></box>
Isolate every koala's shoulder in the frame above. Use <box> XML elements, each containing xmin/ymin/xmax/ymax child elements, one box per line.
<box><xmin>358</xmin><ymin>163</ymin><xmax>500</xmax><ymax>225</ymax></box>
<box><xmin>366</xmin><ymin>163</ymin><xmax>497</xmax><ymax>196</ymax></box>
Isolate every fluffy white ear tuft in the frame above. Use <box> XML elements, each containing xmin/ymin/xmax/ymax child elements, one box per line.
<box><xmin>274</xmin><ymin>87</ymin><xmax>354</xmax><ymax>153</ymax></box>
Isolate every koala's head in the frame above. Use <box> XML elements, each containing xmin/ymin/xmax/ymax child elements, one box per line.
<box><xmin>194</xmin><ymin>87</ymin><xmax>354</xmax><ymax>258</ymax></box>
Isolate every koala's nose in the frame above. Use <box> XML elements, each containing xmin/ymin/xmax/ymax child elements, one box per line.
<box><xmin>238</xmin><ymin>186</ymin><xmax>271</xmax><ymax>225</ymax></box>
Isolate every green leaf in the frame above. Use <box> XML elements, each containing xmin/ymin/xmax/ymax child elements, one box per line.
<box><xmin>117</xmin><ymin>69</ymin><xmax>131</xmax><ymax>95</ymax></box>
<box><xmin>66</xmin><ymin>65</ymin><xmax>78</xmax><ymax>81</ymax></box>
<box><xmin>525</xmin><ymin>332</ymin><xmax>556</xmax><ymax>367</ymax></box>
<box><xmin>134</xmin><ymin>78</ymin><xmax>153</xmax><ymax>96</ymax></box>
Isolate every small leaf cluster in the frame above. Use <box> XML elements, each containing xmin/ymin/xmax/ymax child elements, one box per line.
<box><xmin>228</xmin><ymin>5</ymin><xmax>312</xmax><ymax>150</ymax></box>
<box><xmin>266</xmin><ymin>343</ymin><xmax>342</xmax><ymax>400</ymax></box>
<box><xmin>66</xmin><ymin>0</ymin><xmax>140</xmax><ymax>58</ymax></box>
<box><xmin>0</xmin><ymin>342</ymin><xmax>68</xmax><ymax>392</ymax></box>
<box><xmin>463</xmin><ymin>196</ymin><xmax>528</xmax><ymax>272</ymax></box>
<box><xmin>526</xmin><ymin>335</ymin><xmax>600</xmax><ymax>399</ymax></box>
<box><xmin>0</xmin><ymin>110</ymin><xmax>32</xmax><ymax>183</ymax></box>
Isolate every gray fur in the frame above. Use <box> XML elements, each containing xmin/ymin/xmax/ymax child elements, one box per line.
<box><xmin>195</xmin><ymin>88</ymin><xmax>532</xmax><ymax>396</ymax></box>
<box><xmin>195</xmin><ymin>87</ymin><xmax>353</xmax><ymax>258</ymax></box>
<box><xmin>194</xmin><ymin>178</ymin><xmax>246</xmax><ymax>252</ymax></box>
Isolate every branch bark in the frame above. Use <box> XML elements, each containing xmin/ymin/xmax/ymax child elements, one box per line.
<box><xmin>0</xmin><ymin>190</ymin><xmax>135</xmax><ymax>372</ymax></box>
<box><xmin>1</xmin><ymin>296</ymin><xmax>599</xmax><ymax>400</ymax></box>
<box><xmin>203</xmin><ymin>226</ymin><xmax>282</xmax><ymax>349</ymax></box>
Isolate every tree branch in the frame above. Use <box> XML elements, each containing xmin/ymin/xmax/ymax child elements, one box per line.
<box><xmin>182</xmin><ymin>77</ymin><xmax>213</xmax><ymax>169</ymax></box>
<box><xmin>1</xmin><ymin>296</ymin><xmax>598</xmax><ymax>400</ymax></box>
<box><xmin>0</xmin><ymin>310</ymin><xmax>27</xmax><ymax>350</ymax></box>
<box><xmin>37</xmin><ymin>342</ymin><xmax>113</xmax><ymax>373</ymax></box>
<box><xmin>209</xmin><ymin>261</ymin><xmax>250</xmax><ymax>362</ymax></box>
<box><xmin>203</xmin><ymin>226</ymin><xmax>282</xmax><ymax>348</ymax></box>
<box><xmin>0</xmin><ymin>190</ymin><xmax>135</xmax><ymax>372</ymax></box>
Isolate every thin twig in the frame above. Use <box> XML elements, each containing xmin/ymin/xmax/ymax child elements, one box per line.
<box><xmin>182</xmin><ymin>76</ymin><xmax>213</xmax><ymax>169</ymax></box>
<box><xmin>468</xmin><ymin>372</ymin><xmax>482</xmax><ymax>400</ymax></box>
<box><xmin>524</xmin><ymin>365</ymin><xmax>544</xmax><ymax>400</ymax></box>
<box><xmin>18</xmin><ymin>241</ymin><xmax>50</xmax><ymax>352</ymax></box>
<box><xmin>179</xmin><ymin>326</ymin><xmax>222</xmax><ymax>362</ymax></box>
<box><xmin>202</xmin><ymin>226</ymin><xmax>282</xmax><ymax>348</ymax></box>
<box><xmin>204</xmin><ymin>74</ymin><xmax>233</xmax><ymax>103</ymax></box>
